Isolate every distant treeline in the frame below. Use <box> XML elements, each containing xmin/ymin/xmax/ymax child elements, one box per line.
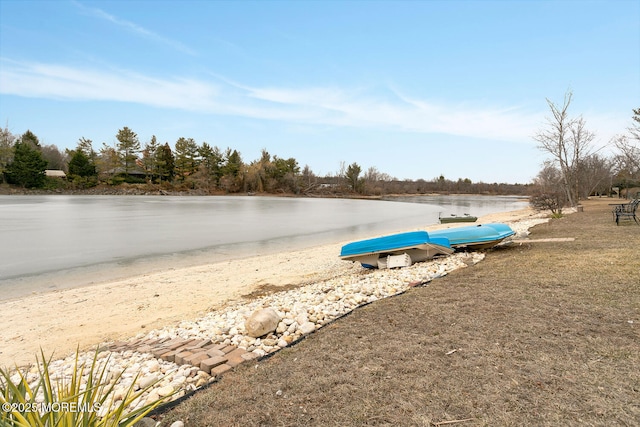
<box><xmin>0</xmin><ymin>126</ymin><xmax>532</xmax><ymax>196</ymax></box>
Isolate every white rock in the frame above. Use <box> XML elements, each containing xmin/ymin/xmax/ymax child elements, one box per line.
<box><xmin>276</xmin><ymin>321</ymin><xmax>288</xmax><ymax>333</ymax></box>
<box><xmin>244</xmin><ymin>308</ymin><xmax>281</xmax><ymax>338</ymax></box>
<box><xmin>262</xmin><ymin>338</ymin><xmax>277</xmax><ymax>347</ymax></box>
<box><xmin>299</xmin><ymin>322</ymin><xmax>316</xmax><ymax>335</ymax></box>
<box><xmin>252</xmin><ymin>348</ymin><xmax>267</xmax><ymax>357</ymax></box>
<box><xmin>138</xmin><ymin>373</ymin><xmax>159</xmax><ymax>389</ymax></box>
<box><xmin>171</xmin><ymin>375</ymin><xmax>187</xmax><ymax>386</ymax></box>
<box><xmin>287</xmin><ymin>322</ymin><xmax>298</xmax><ymax>334</ymax></box>
<box><xmin>145</xmin><ymin>390</ymin><xmax>160</xmax><ymax>404</ymax></box>
<box><xmin>112</xmin><ymin>386</ymin><xmax>127</xmax><ymax>402</ymax></box>
<box><xmin>157</xmin><ymin>385</ymin><xmax>174</xmax><ymax>397</ymax></box>
<box><xmin>295</xmin><ymin>313</ymin><xmax>308</xmax><ymax>325</ymax></box>
<box><xmin>146</xmin><ymin>360</ymin><xmax>160</xmax><ymax>373</ymax></box>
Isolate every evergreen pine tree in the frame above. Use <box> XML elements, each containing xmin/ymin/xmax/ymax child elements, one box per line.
<box><xmin>5</xmin><ymin>140</ymin><xmax>48</xmax><ymax>188</ymax></box>
<box><xmin>142</xmin><ymin>135</ymin><xmax>160</xmax><ymax>182</ymax></box>
<box><xmin>174</xmin><ymin>137</ymin><xmax>200</xmax><ymax>181</ymax></box>
<box><xmin>116</xmin><ymin>127</ymin><xmax>140</xmax><ymax>174</ymax></box>
<box><xmin>155</xmin><ymin>143</ymin><xmax>175</xmax><ymax>182</ymax></box>
<box><xmin>68</xmin><ymin>150</ymin><xmax>97</xmax><ymax>177</ymax></box>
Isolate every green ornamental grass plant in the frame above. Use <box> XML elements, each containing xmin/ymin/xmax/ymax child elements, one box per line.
<box><xmin>0</xmin><ymin>348</ymin><xmax>170</xmax><ymax>427</ymax></box>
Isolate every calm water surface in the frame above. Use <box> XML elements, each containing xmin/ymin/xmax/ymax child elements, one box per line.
<box><xmin>0</xmin><ymin>195</ymin><xmax>527</xmax><ymax>299</ymax></box>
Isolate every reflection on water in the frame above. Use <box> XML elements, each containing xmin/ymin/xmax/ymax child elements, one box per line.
<box><xmin>383</xmin><ymin>194</ymin><xmax>529</xmax><ymax>215</ymax></box>
<box><xmin>0</xmin><ymin>195</ymin><xmax>527</xmax><ymax>299</ymax></box>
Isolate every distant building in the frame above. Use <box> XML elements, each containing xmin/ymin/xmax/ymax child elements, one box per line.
<box><xmin>45</xmin><ymin>170</ymin><xmax>67</xmax><ymax>178</ymax></box>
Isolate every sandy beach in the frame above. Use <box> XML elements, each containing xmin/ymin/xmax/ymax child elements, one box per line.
<box><xmin>0</xmin><ymin>207</ymin><xmax>539</xmax><ymax>369</ymax></box>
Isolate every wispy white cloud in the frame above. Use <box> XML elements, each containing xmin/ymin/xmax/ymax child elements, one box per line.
<box><xmin>226</xmin><ymin>77</ymin><xmax>543</xmax><ymax>141</ymax></box>
<box><xmin>0</xmin><ymin>58</ymin><xmax>543</xmax><ymax>142</ymax></box>
<box><xmin>0</xmin><ymin>59</ymin><xmax>215</xmax><ymax>109</ymax></box>
<box><xmin>72</xmin><ymin>1</ymin><xmax>197</xmax><ymax>56</ymax></box>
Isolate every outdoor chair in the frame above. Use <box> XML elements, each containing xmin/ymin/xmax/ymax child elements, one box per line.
<box><xmin>613</xmin><ymin>198</ymin><xmax>640</xmax><ymax>225</ymax></box>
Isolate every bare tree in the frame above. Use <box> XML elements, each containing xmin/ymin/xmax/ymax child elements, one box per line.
<box><xmin>567</xmin><ymin>116</ymin><xmax>596</xmax><ymax>198</ymax></box>
<box><xmin>613</xmin><ymin>135</ymin><xmax>640</xmax><ymax>176</ymax></box>
<box><xmin>629</xmin><ymin>107</ymin><xmax>640</xmax><ymax>142</ymax></box>
<box><xmin>97</xmin><ymin>142</ymin><xmax>120</xmax><ymax>177</ymax></box>
<box><xmin>578</xmin><ymin>154</ymin><xmax>612</xmax><ymax>197</ymax></box>
<box><xmin>534</xmin><ymin>161</ymin><xmax>563</xmax><ymax>189</ymax></box>
<box><xmin>611</xmin><ymin>135</ymin><xmax>640</xmax><ymax>196</ymax></box>
<box><xmin>534</xmin><ymin>90</ymin><xmax>596</xmax><ymax>206</ymax></box>
<box><xmin>530</xmin><ymin>161</ymin><xmax>567</xmax><ymax>215</ymax></box>
<box><xmin>40</xmin><ymin>144</ymin><xmax>68</xmax><ymax>171</ymax></box>
<box><xmin>0</xmin><ymin>125</ymin><xmax>16</xmax><ymax>182</ymax></box>
<box><xmin>363</xmin><ymin>166</ymin><xmax>382</xmax><ymax>195</ymax></box>
<box><xmin>610</xmin><ymin>109</ymin><xmax>640</xmax><ymax>197</ymax></box>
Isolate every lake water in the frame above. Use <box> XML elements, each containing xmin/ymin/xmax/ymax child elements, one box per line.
<box><xmin>0</xmin><ymin>194</ymin><xmax>527</xmax><ymax>300</ymax></box>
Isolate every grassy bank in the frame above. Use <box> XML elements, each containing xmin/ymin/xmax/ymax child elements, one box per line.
<box><xmin>158</xmin><ymin>198</ymin><xmax>639</xmax><ymax>426</ymax></box>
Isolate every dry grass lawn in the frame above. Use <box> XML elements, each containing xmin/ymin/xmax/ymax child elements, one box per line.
<box><xmin>158</xmin><ymin>198</ymin><xmax>639</xmax><ymax>426</ymax></box>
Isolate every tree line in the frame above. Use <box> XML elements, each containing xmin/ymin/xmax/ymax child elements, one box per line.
<box><xmin>531</xmin><ymin>92</ymin><xmax>640</xmax><ymax>214</ymax></box>
<box><xmin>0</xmin><ymin>126</ymin><xmax>534</xmax><ymax>196</ymax></box>
<box><xmin>2</xmin><ymin>98</ymin><xmax>637</xmax><ymax>201</ymax></box>
<box><xmin>0</xmin><ymin>127</ymin><xmax>300</xmax><ymax>193</ymax></box>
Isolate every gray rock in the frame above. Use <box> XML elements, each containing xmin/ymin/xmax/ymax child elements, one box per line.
<box><xmin>133</xmin><ymin>417</ymin><xmax>157</xmax><ymax>427</ymax></box>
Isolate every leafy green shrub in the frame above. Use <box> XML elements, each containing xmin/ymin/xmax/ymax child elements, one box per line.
<box><xmin>70</xmin><ymin>175</ymin><xmax>99</xmax><ymax>189</ymax></box>
<box><xmin>106</xmin><ymin>174</ymin><xmax>146</xmax><ymax>185</ymax></box>
<box><xmin>42</xmin><ymin>177</ymin><xmax>70</xmax><ymax>191</ymax></box>
<box><xmin>0</xmin><ymin>349</ymin><xmax>169</xmax><ymax>427</ymax></box>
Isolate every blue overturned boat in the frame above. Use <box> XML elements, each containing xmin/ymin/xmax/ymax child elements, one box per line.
<box><xmin>339</xmin><ymin>231</ymin><xmax>453</xmax><ymax>269</ymax></box>
<box><xmin>429</xmin><ymin>223</ymin><xmax>515</xmax><ymax>250</ymax></box>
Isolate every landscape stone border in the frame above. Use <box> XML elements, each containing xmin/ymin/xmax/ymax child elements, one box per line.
<box><xmin>104</xmin><ymin>338</ymin><xmax>258</xmax><ymax>377</ymax></box>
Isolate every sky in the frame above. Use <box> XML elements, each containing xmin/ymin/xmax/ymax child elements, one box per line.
<box><xmin>0</xmin><ymin>0</ymin><xmax>638</xmax><ymax>184</ymax></box>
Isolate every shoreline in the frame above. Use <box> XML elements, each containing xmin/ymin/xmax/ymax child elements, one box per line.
<box><xmin>0</xmin><ymin>207</ymin><xmax>541</xmax><ymax>369</ymax></box>
<box><xmin>1</xmin><ymin>193</ymin><xmax>527</xmax><ymax>298</ymax></box>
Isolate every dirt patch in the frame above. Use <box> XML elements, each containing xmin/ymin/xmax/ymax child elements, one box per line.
<box><xmin>159</xmin><ymin>199</ymin><xmax>639</xmax><ymax>426</ymax></box>
<box><xmin>241</xmin><ymin>283</ymin><xmax>307</xmax><ymax>299</ymax></box>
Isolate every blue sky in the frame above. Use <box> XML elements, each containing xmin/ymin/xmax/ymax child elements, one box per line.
<box><xmin>1</xmin><ymin>0</ymin><xmax>638</xmax><ymax>184</ymax></box>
